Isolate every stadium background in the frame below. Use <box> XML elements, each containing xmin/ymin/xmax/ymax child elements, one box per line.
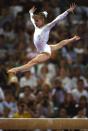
<box><xmin>0</xmin><ymin>0</ymin><xmax>88</xmax><ymax>119</ymax></box>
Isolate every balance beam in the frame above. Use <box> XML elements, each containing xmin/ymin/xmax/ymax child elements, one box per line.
<box><xmin>0</xmin><ymin>118</ymin><xmax>88</xmax><ymax>129</ymax></box>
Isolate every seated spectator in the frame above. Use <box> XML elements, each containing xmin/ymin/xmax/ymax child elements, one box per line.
<box><xmin>58</xmin><ymin>107</ymin><xmax>69</xmax><ymax>118</ymax></box>
<box><xmin>2</xmin><ymin>21</ymin><xmax>16</xmax><ymax>47</ymax></box>
<box><xmin>13</xmin><ymin>101</ymin><xmax>32</xmax><ymax>118</ymax></box>
<box><xmin>42</xmin><ymin>83</ymin><xmax>52</xmax><ymax>99</ymax></box>
<box><xmin>71</xmin><ymin>66</ymin><xmax>88</xmax><ymax>89</ymax></box>
<box><xmin>56</xmin><ymin>67</ymin><xmax>73</xmax><ymax>92</ymax></box>
<box><xmin>2</xmin><ymin>90</ymin><xmax>17</xmax><ymax>117</ymax></box>
<box><xmin>73</xmin><ymin>108</ymin><xmax>87</xmax><ymax>118</ymax></box>
<box><xmin>75</xmin><ymin>96</ymin><xmax>88</xmax><ymax>117</ymax></box>
<box><xmin>37</xmin><ymin>64</ymin><xmax>51</xmax><ymax>84</ymax></box>
<box><xmin>72</xmin><ymin>78</ymin><xmax>88</xmax><ymax>103</ymax></box>
<box><xmin>60</xmin><ymin>92</ymin><xmax>76</xmax><ymax>117</ymax></box>
<box><xmin>52</xmin><ymin>78</ymin><xmax>65</xmax><ymax>107</ymax></box>
<box><xmin>19</xmin><ymin>85</ymin><xmax>36</xmax><ymax>104</ymax></box>
<box><xmin>19</xmin><ymin>71</ymin><xmax>38</xmax><ymax>89</ymax></box>
<box><xmin>36</xmin><ymin>96</ymin><xmax>54</xmax><ymax>118</ymax></box>
<box><xmin>3</xmin><ymin>107</ymin><xmax>11</xmax><ymax>118</ymax></box>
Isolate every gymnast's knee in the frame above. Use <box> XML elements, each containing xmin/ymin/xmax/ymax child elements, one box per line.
<box><xmin>27</xmin><ymin>59</ymin><xmax>38</xmax><ymax>65</ymax></box>
<box><xmin>62</xmin><ymin>39</ymin><xmax>68</xmax><ymax>43</ymax></box>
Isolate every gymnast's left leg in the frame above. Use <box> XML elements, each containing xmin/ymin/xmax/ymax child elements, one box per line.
<box><xmin>8</xmin><ymin>52</ymin><xmax>50</xmax><ymax>74</ymax></box>
<box><xmin>50</xmin><ymin>35</ymin><xmax>80</xmax><ymax>51</ymax></box>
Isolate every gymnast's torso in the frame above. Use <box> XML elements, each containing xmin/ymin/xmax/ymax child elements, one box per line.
<box><xmin>33</xmin><ymin>26</ymin><xmax>51</xmax><ymax>54</ymax></box>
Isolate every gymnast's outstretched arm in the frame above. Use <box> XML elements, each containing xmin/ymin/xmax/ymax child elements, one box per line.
<box><xmin>29</xmin><ymin>6</ymin><xmax>36</xmax><ymax>28</ymax></box>
<box><xmin>46</xmin><ymin>3</ymin><xmax>76</xmax><ymax>29</ymax></box>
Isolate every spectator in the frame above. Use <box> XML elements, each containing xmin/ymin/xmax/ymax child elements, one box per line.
<box><xmin>71</xmin><ymin>66</ymin><xmax>88</xmax><ymax>89</ymax></box>
<box><xmin>72</xmin><ymin>78</ymin><xmax>88</xmax><ymax>103</ymax></box>
<box><xmin>52</xmin><ymin>78</ymin><xmax>65</xmax><ymax>108</ymax></box>
<box><xmin>75</xmin><ymin>96</ymin><xmax>88</xmax><ymax>117</ymax></box>
<box><xmin>56</xmin><ymin>67</ymin><xmax>73</xmax><ymax>92</ymax></box>
<box><xmin>2</xmin><ymin>90</ymin><xmax>17</xmax><ymax>117</ymax></box>
<box><xmin>36</xmin><ymin>96</ymin><xmax>54</xmax><ymax>118</ymax></box>
<box><xmin>73</xmin><ymin>108</ymin><xmax>87</xmax><ymax>118</ymax></box>
<box><xmin>58</xmin><ymin>107</ymin><xmax>69</xmax><ymax>118</ymax></box>
<box><xmin>13</xmin><ymin>101</ymin><xmax>32</xmax><ymax>118</ymax></box>
<box><xmin>19</xmin><ymin>85</ymin><xmax>36</xmax><ymax>104</ymax></box>
<box><xmin>19</xmin><ymin>71</ymin><xmax>38</xmax><ymax>89</ymax></box>
<box><xmin>60</xmin><ymin>92</ymin><xmax>76</xmax><ymax>117</ymax></box>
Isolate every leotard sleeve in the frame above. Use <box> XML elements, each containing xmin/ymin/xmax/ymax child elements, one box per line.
<box><xmin>29</xmin><ymin>11</ymin><xmax>36</xmax><ymax>28</ymax></box>
<box><xmin>46</xmin><ymin>11</ymin><xmax>68</xmax><ymax>29</ymax></box>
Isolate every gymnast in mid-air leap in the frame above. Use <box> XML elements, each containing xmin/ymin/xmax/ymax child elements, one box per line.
<box><xmin>8</xmin><ymin>4</ymin><xmax>80</xmax><ymax>74</ymax></box>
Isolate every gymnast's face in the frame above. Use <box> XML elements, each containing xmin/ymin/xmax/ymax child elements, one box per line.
<box><xmin>34</xmin><ymin>16</ymin><xmax>45</xmax><ymax>28</ymax></box>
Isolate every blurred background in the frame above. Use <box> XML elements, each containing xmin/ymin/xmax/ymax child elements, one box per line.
<box><xmin>0</xmin><ymin>0</ymin><xmax>88</xmax><ymax>119</ymax></box>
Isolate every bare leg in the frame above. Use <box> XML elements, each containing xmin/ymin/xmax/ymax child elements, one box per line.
<box><xmin>50</xmin><ymin>35</ymin><xmax>80</xmax><ymax>51</ymax></box>
<box><xmin>8</xmin><ymin>53</ymin><xmax>50</xmax><ymax>74</ymax></box>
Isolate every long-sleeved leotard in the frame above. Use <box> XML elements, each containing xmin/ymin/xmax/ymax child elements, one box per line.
<box><xmin>29</xmin><ymin>11</ymin><xmax>68</xmax><ymax>55</ymax></box>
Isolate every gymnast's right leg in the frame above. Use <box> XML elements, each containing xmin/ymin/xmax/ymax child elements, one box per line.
<box><xmin>50</xmin><ymin>35</ymin><xmax>80</xmax><ymax>51</ymax></box>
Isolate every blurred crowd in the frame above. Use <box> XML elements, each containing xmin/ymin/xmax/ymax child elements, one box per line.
<box><xmin>0</xmin><ymin>0</ymin><xmax>88</xmax><ymax>119</ymax></box>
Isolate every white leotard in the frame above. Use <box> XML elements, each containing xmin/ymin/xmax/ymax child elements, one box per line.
<box><xmin>29</xmin><ymin>11</ymin><xmax>68</xmax><ymax>55</ymax></box>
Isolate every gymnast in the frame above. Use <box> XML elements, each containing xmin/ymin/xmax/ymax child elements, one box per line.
<box><xmin>8</xmin><ymin>4</ymin><xmax>80</xmax><ymax>74</ymax></box>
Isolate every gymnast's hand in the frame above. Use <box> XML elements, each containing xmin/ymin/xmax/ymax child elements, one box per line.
<box><xmin>67</xmin><ymin>3</ymin><xmax>76</xmax><ymax>13</ymax></box>
<box><xmin>29</xmin><ymin>6</ymin><xmax>36</xmax><ymax>14</ymax></box>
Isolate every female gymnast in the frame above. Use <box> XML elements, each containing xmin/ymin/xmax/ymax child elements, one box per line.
<box><xmin>8</xmin><ymin>4</ymin><xmax>80</xmax><ymax>74</ymax></box>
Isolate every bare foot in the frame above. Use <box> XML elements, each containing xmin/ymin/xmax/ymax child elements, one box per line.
<box><xmin>8</xmin><ymin>68</ymin><xmax>18</xmax><ymax>74</ymax></box>
<box><xmin>74</xmin><ymin>35</ymin><xmax>80</xmax><ymax>41</ymax></box>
